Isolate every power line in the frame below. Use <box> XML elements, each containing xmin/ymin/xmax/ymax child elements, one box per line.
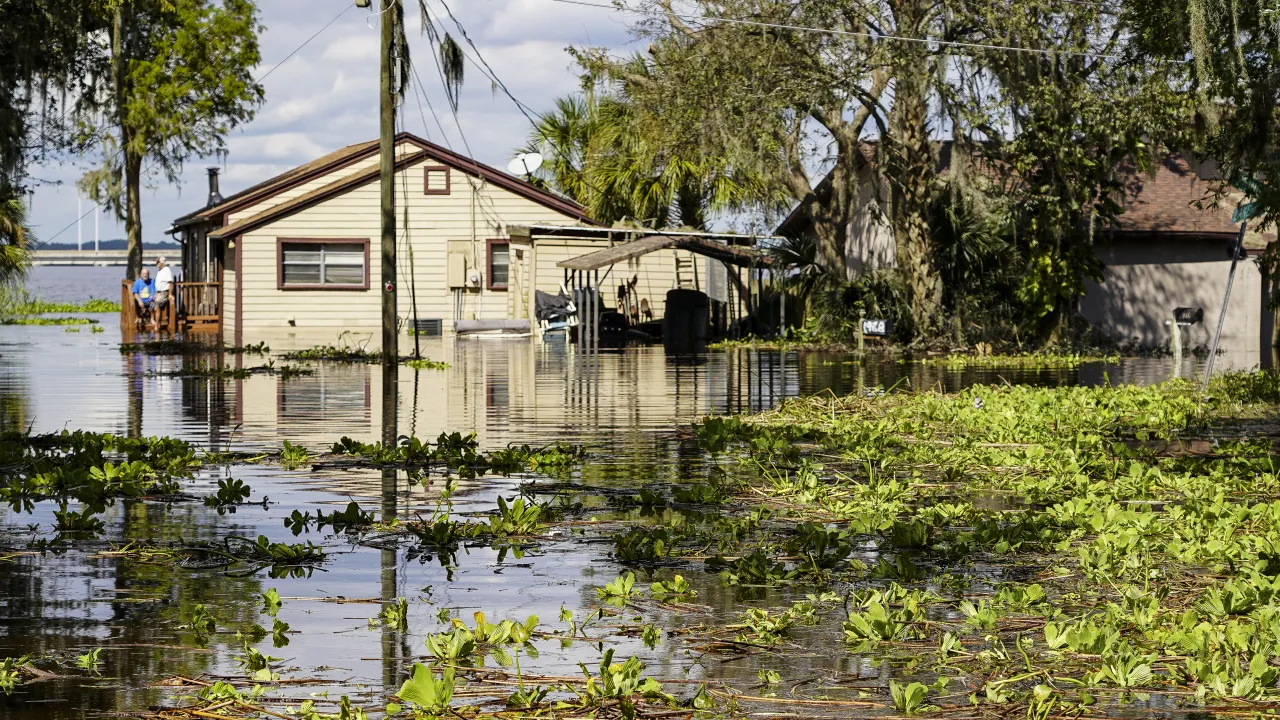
<box><xmin>33</xmin><ymin>2</ymin><xmax>355</xmax><ymax>250</ymax></box>
<box><xmin>434</xmin><ymin>0</ymin><xmax>544</xmax><ymax>126</ymax></box>
<box><xmin>547</xmin><ymin>0</ymin><xmax>1132</xmax><ymax>60</ymax></box>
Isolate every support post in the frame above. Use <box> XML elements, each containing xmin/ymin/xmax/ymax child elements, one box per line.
<box><xmin>1168</xmin><ymin>317</ymin><xmax>1182</xmax><ymax>379</ymax></box>
<box><xmin>857</xmin><ymin>309</ymin><xmax>865</xmax><ymax>353</ymax></box>
<box><xmin>379</xmin><ymin>0</ymin><xmax>397</xmax><ymax>366</ymax></box>
<box><xmin>1202</xmin><ymin>222</ymin><xmax>1248</xmax><ymax>394</ymax></box>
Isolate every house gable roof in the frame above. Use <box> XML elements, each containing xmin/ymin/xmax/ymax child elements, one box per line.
<box><xmin>776</xmin><ymin>147</ymin><xmax>1266</xmax><ymax>244</ymax></box>
<box><xmin>209</xmin><ymin>150</ymin><xmax>431</xmax><ymax>240</ymax></box>
<box><xmin>178</xmin><ymin>132</ymin><xmax>592</xmax><ymax>232</ymax></box>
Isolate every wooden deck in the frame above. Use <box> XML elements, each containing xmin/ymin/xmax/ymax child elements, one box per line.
<box><xmin>120</xmin><ymin>279</ymin><xmax>222</xmax><ymax>333</ymax></box>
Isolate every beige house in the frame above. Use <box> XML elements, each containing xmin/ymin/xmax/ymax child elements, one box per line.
<box><xmin>778</xmin><ymin>149</ymin><xmax>1278</xmax><ymax>352</ymax></box>
<box><xmin>169</xmin><ymin>133</ymin><xmax>709</xmax><ymax>347</ymax></box>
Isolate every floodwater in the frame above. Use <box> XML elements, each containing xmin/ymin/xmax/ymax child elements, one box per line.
<box><xmin>0</xmin><ymin>270</ymin><xmax>1267</xmax><ymax>718</ymax></box>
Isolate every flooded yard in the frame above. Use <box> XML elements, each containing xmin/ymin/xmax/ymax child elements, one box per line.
<box><xmin>0</xmin><ymin>318</ymin><xmax>1274</xmax><ymax>719</ymax></box>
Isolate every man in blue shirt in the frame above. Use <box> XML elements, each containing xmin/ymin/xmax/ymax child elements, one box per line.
<box><xmin>131</xmin><ymin>268</ymin><xmax>155</xmax><ymax>328</ymax></box>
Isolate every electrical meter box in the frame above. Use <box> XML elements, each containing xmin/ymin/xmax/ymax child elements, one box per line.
<box><xmin>447</xmin><ymin>240</ymin><xmax>470</xmax><ymax>288</ymax></box>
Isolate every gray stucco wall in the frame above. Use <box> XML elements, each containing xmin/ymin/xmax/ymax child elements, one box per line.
<box><xmin>1080</xmin><ymin>237</ymin><xmax>1265</xmax><ymax>352</ymax></box>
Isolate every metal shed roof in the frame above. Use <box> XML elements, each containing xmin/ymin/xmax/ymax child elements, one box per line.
<box><xmin>556</xmin><ymin>234</ymin><xmax>772</xmax><ymax>271</ymax></box>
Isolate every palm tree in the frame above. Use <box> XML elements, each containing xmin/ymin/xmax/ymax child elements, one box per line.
<box><xmin>522</xmin><ymin>91</ymin><xmax>773</xmax><ymax>229</ymax></box>
<box><xmin>0</xmin><ymin>193</ymin><xmax>32</xmax><ymax>286</ymax></box>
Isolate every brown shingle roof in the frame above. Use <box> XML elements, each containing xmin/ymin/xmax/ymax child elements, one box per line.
<box><xmin>777</xmin><ymin>147</ymin><xmax>1272</xmax><ymax>246</ymax></box>
<box><xmin>208</xmin><ymin>150</ymin><xmax>431</xmax><ymax>240</ymax></box>
<box><xmin>1109</xmin><ymin>155</ymin><xmax>1235</xmax><ymax>236</ymax></box>
<box><xmin>173</xmin><ymin>139</ymin><xmax>379</xmax><ymax>227</ymax></box>
<box><xmin>174</xmin><ymin>132</ymin><xmax>592</xmax><ymax>230</ymax></box>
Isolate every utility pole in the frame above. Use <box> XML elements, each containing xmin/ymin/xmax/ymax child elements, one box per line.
<box><xmin>379</xmin><ymin>0</ymin><xmax>397</xmax><ymax>366</ymax></box>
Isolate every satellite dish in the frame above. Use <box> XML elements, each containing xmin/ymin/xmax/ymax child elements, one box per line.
<box><xmin>507</xmin><ymin>152</ymin><xmax>543</xmax><ymax>177</ymax></box>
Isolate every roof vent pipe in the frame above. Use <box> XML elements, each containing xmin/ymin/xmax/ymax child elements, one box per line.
<box><xmin>206</xmin><ymin>167</ymin><xmax>224</xmax><ymax>208</ymax></box>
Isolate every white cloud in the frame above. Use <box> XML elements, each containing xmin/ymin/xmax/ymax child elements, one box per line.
<box><xmin>25</xmin><ymin>0</ymin><xmax>634</xmax><ymax>245</ymax></box>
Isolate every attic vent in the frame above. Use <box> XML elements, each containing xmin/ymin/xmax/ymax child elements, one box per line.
<box><xmin>423</xmin><ymin>166</ymin><xmax>451</xmax><ymax>195</ymax></box>
<box><xmin>411</xmin><ymin>318</ymin><xmax>443</xmax><ymax>336</ymax></box>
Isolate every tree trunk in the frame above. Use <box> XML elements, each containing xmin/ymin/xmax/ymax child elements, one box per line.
<box><xmin>124</xmin><ymin>144</ymin><xmax>142</xmax><ymax>279</ymax></box>
<box><xmin>810</xmin><ymin>212</ymin><xmax>847</xmax><ymax>274</ymax></box>
<box><xmin>113</xmin><ymin>2</ymin><xmax>143</xmax><ymax>280</ymax></box>
<box><xmin>886</xmin><ymin>19</ymin><xmax>941</xmax><ymax>336</ymax></box>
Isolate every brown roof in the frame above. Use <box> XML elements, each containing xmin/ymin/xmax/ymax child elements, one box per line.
<box><xmin>176</xmin><ymin>132</ymin><xmax>592</xmax><ymax>231</ymax></box>
<box><xmin>777</xmin><ymin>147</ymin><xmax>1269</xmax><ymax>245</ymax></box>
<box><xmin>209</xmin><ymin>150</ymin><xmax>431</xmax><ymax>240</ymax></box>
<box><xmin>173</xmin><ymin>139</ymin><xmax>379</xmax><ymax>227</ymax></box>
<box><xmin>1109</xmin><ymin>155</ymin><xmax>1238</xmax><ymax>237</ymax></box>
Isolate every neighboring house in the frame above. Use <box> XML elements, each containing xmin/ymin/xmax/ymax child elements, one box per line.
<box><xmin>778</xmin><ymin>149</ymin><xmax>1277</xmax><ymax>352</ymax></box>
<box><xmin>1082</xmin><ymin>154</ymin><xmax>1274</xmax><ymax>351</ymax></box>
<box><xmin>168</xmin><ymin>132</ymin><xmax>708</xmax><ymax>346</ymax></box>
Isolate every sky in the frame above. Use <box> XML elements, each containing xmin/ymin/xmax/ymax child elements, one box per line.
<box><xmin>25</xmin><ymin>0</ymin><xmax>637</xmax><ymax>248</ymax></box>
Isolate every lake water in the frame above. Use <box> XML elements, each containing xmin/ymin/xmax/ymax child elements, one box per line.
<box><xmin>22</xmin><ymin>266</ymin><xmax>125</xmax><ymax>304</ymax></box>
<box><xmin>0</xmin><ymin>268</ymin><xmax>1261</xmax><ymax>718</ymax></box>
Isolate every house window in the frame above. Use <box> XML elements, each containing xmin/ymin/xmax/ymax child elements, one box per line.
<box><xmin>277</xmin><ymin>239</ymin><xmax>369</xmax><ymax>290</ymax></box>
<box><xmin>487</xmin><ymin>239</ymin><xmax>509</xmax><ymax>291</ymax></box>
<box><xmin>423</xmin><ymin>166</ymin><xmax>451</xmax><ymax>195</ymax></box>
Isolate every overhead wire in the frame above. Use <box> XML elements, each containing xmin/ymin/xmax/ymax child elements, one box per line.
<box><xmin>32</xmin><ymin>1</ymin><xmax>356</xmax><ymax>250</ymax></box>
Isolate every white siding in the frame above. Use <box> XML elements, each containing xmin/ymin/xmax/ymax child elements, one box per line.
<box><xmin>228</xmin><ymin>156</ymin><xmax>713</xmax><ymax>345</ymax></box>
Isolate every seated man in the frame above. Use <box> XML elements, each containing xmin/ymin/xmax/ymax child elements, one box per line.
<box><xmin>131</xmin><ymin>268</ymin><xmax>155</xmax><ymax>327</ymax></box>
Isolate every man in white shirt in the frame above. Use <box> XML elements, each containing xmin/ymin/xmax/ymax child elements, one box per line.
<box><xmin>153</xmin><ymin>256</ymin><xmax>174</xmax><ymax>331</ymax></box>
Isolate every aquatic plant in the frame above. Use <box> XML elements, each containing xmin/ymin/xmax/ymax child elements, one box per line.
<box><xmin>12</xmin><ymin>296</ymin><xmax>120</xmax><ymax>314</ymax></box>
<box><xmin>404</xmin><ymin>357</ymin><xmax>448</xmax><ymax>370</ymax></box>
<box><xmin>315</xmin><ymin>501</ymin><xmax>375</xmax><ymax>534</ymax></box>
<box><xmin>649</xmin><ymin>575</ymin><xmax>695</xmax><ymax>600</ymax></box>
<box><xmin>889</xmin><ymin>680</ymin><xmax>930</xmax><ymax>714</ymax></box>
<box><xmin>910</xmin><ymin>351</ymin><xmax>1120</xmax><ymax>369</ymax></box>
<box><xmin>278</xmin><ymin>440</ymin><xmax>309</xmax><ymax>469</ymax></box>
<box><xmin>571</xmin><ymin>649</ymin><xmax>671</xmax><ymax>716</ymax></box>
<box><xmin>393</xmin><ymin>663</ymin><xmax>455</xmax><ymax>714</ymax></box>
<box><xmin>3</xmin><ymin>316</ymin><xmax>95</xmax><ymax>325</ymax></box>
<box><xmin>0</xmin><ymin>655</ymin><xmax>33</xmax><ymax>695</ymax></box>
<box><xmin>480</xmin><ymin>496</ymin><xmax>545</xmax><ymax>536</ymax></box>
<box><xmin>596</xmin><ymin>572</ymin><xmax>639</xmax><ymax>607</ymax></box>
<box><xmin>203</xmin><ymin>477</ymin><xmax>251</xmax><ymax>513</ymax></box>
<box><xmin>75</xmin><ymin>648</ymin><xmax>102</xmax><ymax>672</ymax></box>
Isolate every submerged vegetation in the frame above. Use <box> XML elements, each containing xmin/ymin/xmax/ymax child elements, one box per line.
<box><xmin>650</xmin><ymin>372</ymin><xmax>1280</xmax><ymax>715</ymax></box>
<box><xmin>3</xmin><ymin>316</ymin><xmax>96</xmax><ymax>325</ymax></box>
<box><xmin>11</xmin><ymin>360</ymin><xmax>1280</xmax><ymax>718</ymax></box>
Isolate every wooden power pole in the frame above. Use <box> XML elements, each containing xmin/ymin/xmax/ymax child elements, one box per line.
<box><xmin>379</xmin><ymin>0</ymin><xmax>398</xmax><ymax>366</ymax></box>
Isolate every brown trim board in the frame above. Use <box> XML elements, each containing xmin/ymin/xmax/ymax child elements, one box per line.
<box><xmin>486</xmin><ymin>238</ymin><xmax>510</xmax><ymax>291</ymax></box>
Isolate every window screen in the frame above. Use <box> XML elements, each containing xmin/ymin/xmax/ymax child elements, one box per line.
<box><xmin>281</xmin><ymin>242</ymin><xmax>365</xmax><ymax>287</ymax></box>
<box><xmin>488</xmin><ymin>242</ymin><xmax>509</xmax><ymax>289</ymax></box>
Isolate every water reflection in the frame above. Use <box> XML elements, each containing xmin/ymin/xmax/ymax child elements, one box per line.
<box><xmin>0</xmin><ymin>324</ymin><xmax>1274</xmax><ymax>719</ymax></box>
<box><xmin>1</xmin><ymin>325</ymin><xmax>1271</xmax><ymax>450</ymax></box>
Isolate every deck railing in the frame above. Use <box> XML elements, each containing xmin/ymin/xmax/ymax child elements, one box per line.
<box><xmin>120</xmin><ymin>279</ymin><xmax>221</xmax><ymax>333</ymax></box>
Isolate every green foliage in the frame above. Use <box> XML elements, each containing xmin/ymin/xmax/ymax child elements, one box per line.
<box><xmin>483</xmin><ymin>496</ymin><xmax>545</xmax><ymax>536</ymax></box>
<box><xmin>75</xmin><ymin>648</ymin><xmax>102</xmax><ymax>672</ymax></box>
<box><xmin>424</xmin><ymin>612</ymin><xmax>538</xmax><ymax>665</ymax></box>
<box><xmin>78</xmin><ymin>0</ymin><xmax>265</xmax><ymax>277</ymax></box>
<box><xmin>279</xmin><ymin>440</ymin><xmax>309</xmax><ymax>470</ymax></box>
<box><xmin>187</xmin><ymin>603</ymin><xmax>217</xmax><ymax>643</ymax></box>
<box><xmin>396</xmin><ymin>663</ymin><xmax>455</xmax><ymax>713</ymax></box>
<box><xmin>203</xmin><ymin>477</ymin><xmax>251</xmax><ymax>512</ymax></box>
<box><xmin>650</xmin><ymin>575</ymin><xmax>696</xmax><ymax>601</ymax></box>
<box><xmin>596</xmin><ymin>572</ymin><xmax>638</xmax><ymax>607</ymax></box>
<box><xmin>234</xmin><ymin>642</ymin><xmax>279</xmax><ymax>682</ymax></box>
<box><xmin>890</xmin><ymin>680</ymin><xmax>929</xmax><ymax>714</ymax></box>
<box><xmin>380</xmin><ymin>597</ymin><xmax>409</xmax><ymax>632</ymax></box>
<box><xmin>316</xmin><ymin>501</ymin><xmax>375</xmax><ymax>534</ymax></box>
<box><xmin>261</xmin><ymin>588</ymin><xmax>281</xmax><ymax>617</ymax></box>
<box><xmin>0</xmin><ymin>655</ymin><xmax>31</xmax><ymax>695</ymax></box>
<box><xmin>573</xmin><ymin>648</ymin><xmax>670</xmax><ymax>717</ymax></box>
